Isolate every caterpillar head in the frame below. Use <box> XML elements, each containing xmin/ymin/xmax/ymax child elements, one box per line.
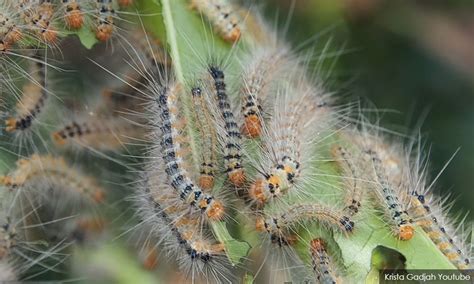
<box><xmin>241</xmin><ymin>114</ymin><xmax>262</xmax><ymax>138</ymax></box>
<box><xmin>310</xmin><ymin>238</ymin><xmax>326</xmax><ymax>251</ymax></box>
<box><xmin>96</xmin><ymin>24</ymin><xmax>114</xmax><ymax>42</ymax></box>
<box><xmin>399</xmin><ymin>224</ymin><xmax>414</xmax><ymax>241</ymax></box>
<box><xmin>204</xmin><ymin>199</ymin><xmax>224</xmax><ymax>220</ymax></box>
<box><xmin>65</xmin><ymin>8</ymin><xmax>84</xmax><ymax>29</ymax></box>
<box><xmin>228</xmin><ymin>168</ymin><xmax>245</xmax><ymax>187</ymax></box>
<box><xmin>198</xmin><ymin>175</ymin><xmax>214</xmax><ymax>191</ymax></box>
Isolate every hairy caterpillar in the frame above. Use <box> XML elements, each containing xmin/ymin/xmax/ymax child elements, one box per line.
<box><xmin>94</xmin><ymin>0</ymin><xmax>115</xmax><ymax>41</ymax></box>
<box><xmin>406</xmin><ymin>147</ymin><xmax>472</xmax><ymax>269</ymax></box>
<box><xmin>208</xmin><ymin>64</ymin><xmax>246</xmax><ymax>187</ymax></box>
<box><xmin>239</xmin><ymin>46</ymin><xmax>290</xmax><ymax>138</ymax></box>
<box><xmin>249</xmin><ymin>79</ymin><xmax>332</xmax><ymax>204</ymax></box>
<box><xmin>52</xmin><ymin>115</ymin><xmax>144</xmax><ymax>151</ymax></box>
<box><xmin>16</xmin><ymin>0</ymin><xmax>58</xmax><ymax>43</ymax></box>
<box><xmin>0</xmin><ymin>8</ymin><xmax>23</xmax><ymax>53</ymax></box>
<box><xmin>310</xmin><ymin>238</ymin><xmax>339</xmax><ymax>284</ymax></box>
<box><xmin>365</xmin><ymin>148</ymin><xmax>414</xmax><ymax>241</ymax></box>
<box><xmin>0</xmin><ymin>154</ymin><xmax>105</xmax><ymax>204</ymax></box>
<box><xmin>5</xmin><ymin>56</ymin><xmax>47</xmax><ymax>133</ymax></box>
<box><xmin>331</xmin><ymin>145</ymin><xmax>364</xmax><ymax>216</ymax></box>
<box><xmin>150</xmin><ymin>80</ymin><xmax>224</xmax><ymax>220</ymax></box>
<box><xmin>191</xmin><ymin>86</ymin><xmax>217</xmax><ymax>190</ymax></box>
<box><xmin>256</xmin><ymin>204</ymin><xmax>354</xmax><ymax>244</ymax></box>
<box><xmin>189</xmin><ymin>0</ymin><xmax>241</xmax><ymax>43</ymax></box>
<box><xmin>61</xmin><ymin>0</ymin><xmax>84</xmax><ymax>29</ymax></box>
<box><xmin>135</xmin><ymin>172</ymin><xmax>231</xmax><ymax>282</ymax></box>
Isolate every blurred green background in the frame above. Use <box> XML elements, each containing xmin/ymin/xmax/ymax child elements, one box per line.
<box><xmin>264</xmin><ymin>0</ymin><xmax>474</xmax><ymax>219</ymax></box>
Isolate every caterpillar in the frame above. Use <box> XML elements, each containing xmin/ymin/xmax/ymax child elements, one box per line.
<box><xmin>310</xmin><ymin>238</ymin><xmax>339</xmax><ymax>284</ymax></box>
<box><xmin>256</xmin><ymin>204</ymin><xmax>354</xmax><ymax>243</ymax></box>
<box><xmin>5</xmin><ymin>56</ymin><xmax>48</xmax><ymax>133</ymax></box>
<box><xmin>365</xmin><ymin>148</ymin><xmax>414</xmax><ymax>241</ymax></box>
<box><xmin>151</xmin><ymin>80</ymin><xmax>224</xmax><ymax>220</ymax></box>
<box><xmin>191</xmin><ymin>86</ymin><xmax>217</xmax><ymax>190</ymax></box>
<box><xmin>249</xmin><ymin>80</ymin><xmax>332</xmax><ymax>204</ymax></box>
<box><xmin>52</xmin><ymin>115</ymin><xmax>144</xmax><ymax>151</ymax></box>
<box><xmin>0</xmin><ymin>154</ymin><xmax>105</xmax><ymax>204</ymax></box>
<box><xmin>17</xmin><ymin>0</ymin><xmax>58</xmax><ymax>43</ymax></box>
<box><xmin>406</xmin><ymin>147</ymin><xmax>472</xmax><ymax>269</ymax></box>
<box><xmin>135</xmin><ymin>172</ymin><xmax>231</xmax><ymax>282</ymax></box>
<box><xmin>61</xmin><ymin>0</ymin><xmax>84</xmax><ymax>29</ymax></box>
<box><xmin>331</xmin><ymin>145</ymin><xmax>364</xmax><ymax>216</ymax></box>
<box><xmin>239</xmin><ymin>46</ymin><xmax>290</xmax><ymax>138</ymax></box>
<box><xmin>0</xmin><ymin>8</ymin><xmax>23</xmax><ymax>52</ymax></box>
<box><xmin>94</xmin><ymin>0</ymin><xmax>115</xmax><ymax>42</ymax></box>
<box><xmin>189</xmin><ymin>0</ymin><xmax>241</xmax><ymax>43</ymax></box>
<box><xmin>208</xmin><ymin>64</ymin><xmax>245</xmax><ymax>187</ymax></box>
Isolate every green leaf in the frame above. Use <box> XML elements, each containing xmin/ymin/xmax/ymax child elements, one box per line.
<box><xmin>75</xmin><ymin>27</ymin><xmax>98</xmax><ymax>50</ymax></box>
<box><xmin>211</xmin><ymin>221</ymin><xmax>251</xmax><ymax>265</ymax></box>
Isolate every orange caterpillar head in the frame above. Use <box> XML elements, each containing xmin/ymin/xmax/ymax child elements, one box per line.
<box><xmin>229</xmin><ymin>168</ymin><xmax>245</xmax><ymax>187</ymax></box>
<box><xmin>310</xmin><ymin>238</ymin><xmax>326</xmax><ymax>251</ymax></box>
<box><xmin>118</xmin><ymin>0</ymin><xmax>134</xmax><ymax>6</ymax></box>
<box><xmin>224</xmin><ymin>26</ymin><xmax>241</xmax><ymax>43</ymax></box>
<box><xmin>203</xmin><ymin>199</ymin><xmax>224</xmax><ymax>220</ymax></box>
<box><xmin>241</xmin><ymin>114</ymin><xmax>262</xmax><ymax>138</ymax></box>
<box><xmin>4</xmin><ymin>29</ymin><xmax>22</xmax><ymax>46</ymax></box>
<box><xmin>198</xmin><ymin>175</ymin><xmax>214</xmax><ymax>191</ymax></box>
<box><xmin>95</xmin><ymin>24</ymin><xmax>114</xmax><ymax>42</ymax></box>
<box><xmin>249</xmin><ymin>179</ymin><xmax>267</xmax><ymax>204</ymax></box>
<box><xmin>41</xmin><ymin>28</ymin><xmax>57</xmax><ymax>43</ymax></box>
<box><xmin>399</xmin><ymin>224</ymin><xmax>414</xmax><ymax>241</ymax></box>
<box><xmin>65</xmin><ymin>5</ymin><xmax>84</xmax><ymax>29</ymax></box>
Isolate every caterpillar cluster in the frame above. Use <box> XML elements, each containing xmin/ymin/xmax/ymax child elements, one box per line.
<box><xmin>0</xmin><ymin>0</ymin><xmax>471</xmax><ymax>282</ymax></box>
<box><xmin>0</xmin><ymin>0</ymin><xmax>130</xmax><ymax>57</ymax></box>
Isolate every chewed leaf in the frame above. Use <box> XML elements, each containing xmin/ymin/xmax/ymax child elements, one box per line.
<box><xmin>76</xmin><ymin>27</ymin><xmax>98</xmax><ymax>50</ymax></box>
<box><xmin>211</xmin><ymin>221</ymin><xmax>251</xmax><ymax>265</ymax></box>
